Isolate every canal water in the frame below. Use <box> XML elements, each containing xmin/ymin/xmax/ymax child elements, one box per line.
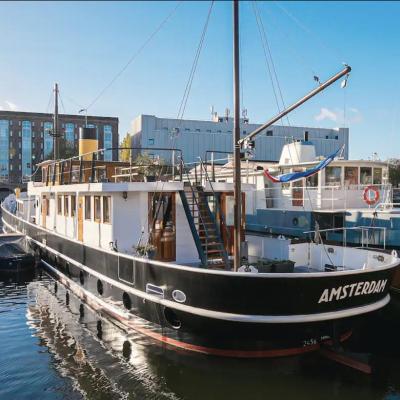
<box><xmin>1</xmin><ymin>269</ymin><xmax>400</xmax><ymax>400</ymax></box>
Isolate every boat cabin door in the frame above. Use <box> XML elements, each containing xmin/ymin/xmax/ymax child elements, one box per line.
<box><xmin>78</xmin><ymin>196</ymin><xmax>84</xmax><ymax>242</ymax></box>
<box><xmin>41</xmin><ymin>195</ymin><xmax>47</xmax><ymax>228</ymax></box>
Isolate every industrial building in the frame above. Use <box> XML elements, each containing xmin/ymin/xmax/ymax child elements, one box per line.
<box><xmin>0</xmin><ymin>110</ymin><xmax>118</xmax><ymax>184</ymax></box>
<box><xmin>130</xmin><ymin>114</ymin><xmax>349</xmax><ymax>165</ymax></box>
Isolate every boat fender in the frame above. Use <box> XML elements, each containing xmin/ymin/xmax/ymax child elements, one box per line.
<box><xmin>392</xmin><ymin>250</ymin><xmax>399</xmax><ymax>258</ymax></box>
<box><xmin>238</xmin><ymin>265</ymin><xmax>258</xmax><ymax>273</ymax></box>
<box><xmin>363</xmin><ymin>186</ymin><xmax>380</xmax><ymax>205</ymax></box>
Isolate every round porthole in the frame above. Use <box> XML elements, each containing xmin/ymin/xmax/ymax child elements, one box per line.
<box><xmin>172</xmin><ymin>290</ymin><xmax>186</xmax><ymax>303</ymax></box>
<box><xmin>79</xmin><ymin>271</ymin><xmax>84</xmax><ymax>285</ymax></box>
<box><xmin>164</xmin><ymin>307</ymin><xmax>181</xmax><ymax>329</ymax></box>
<box><xmin>292</xmin><ymin>217</ymin><xmax>299</xmax><ymax>226</ymax></box>
<box><xmin>122</xmin><ymin>292</ymin><xmax>132</xmax><ymax>310</ymax></box>
<box><xmin>97</xmin><ymin>279</ymin><xmax>104</xmax><ymax>296</ymax></box>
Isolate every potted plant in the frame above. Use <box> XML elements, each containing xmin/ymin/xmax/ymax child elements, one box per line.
<box><xmin>134</xmin><ymin>153</ymin><xmax>163</xmax><ymax>182</ymax></box>
<box><xmin>133</xmin><ymin>244</ymin><xmax>157</xmax><ymax>259</ymax></box>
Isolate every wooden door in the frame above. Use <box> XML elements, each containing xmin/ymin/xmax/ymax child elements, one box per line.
<box><xmin>292</xmin><ymin>180</ymin><xmax>303</xmax><ymax>207</ymax></box>
<box><xmin>78</xmin><ymin>196</ymin><xmax>84</xmax><ymax>241</ymax></box>
<box><xmin>41</xmin><ymin>196</ymin><xmax>47</xmax><ymax>228</ymax></box>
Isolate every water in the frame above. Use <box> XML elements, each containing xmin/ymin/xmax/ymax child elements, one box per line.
<box><xmin>1</xmin><ymin>269</ymin><xmax>400</xmax><ymax>400</ymax></box>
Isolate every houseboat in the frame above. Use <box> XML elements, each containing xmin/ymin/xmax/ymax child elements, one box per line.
<box><xmin>2</xmin><ymin>2</ymin><xmax>400</xmax><ymax>357</ymax></box>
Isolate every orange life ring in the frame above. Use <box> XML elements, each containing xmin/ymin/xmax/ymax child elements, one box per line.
<box><xmin>363</xmin><ymin>185</ymin><xmax>380</xmax><ymax>205</ymax></box>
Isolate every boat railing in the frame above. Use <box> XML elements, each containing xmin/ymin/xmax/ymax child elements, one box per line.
<box><xmin>27</xmin><ymin>147</ymin><xmax>184</xmax><ymax>186</ymax></box>
<box><xmin>303</xmin><ymin>226</ymin><xmax>387</xmax><ymax>249</ymax></box>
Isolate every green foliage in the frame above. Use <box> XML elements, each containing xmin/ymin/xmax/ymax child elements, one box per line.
<box><xmin>134</xmin><ymin>153</ymin><xmax>163</xmax><ymax>176</ymax></box>
<box><xmin>389</xmin><ymin>161</ymin><xmax>400</xmax><ymax>187</ymax></box>
<box><xmin>120</xmin><ymin>133</ymin><xmax>132</xmax><ymax>162</ymax></box>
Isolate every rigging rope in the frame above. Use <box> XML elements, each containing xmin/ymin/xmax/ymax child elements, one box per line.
<box><xmin>85</xmin><ymin>1</ymin><xmax>183</xmax><ymax>111</ymax></box>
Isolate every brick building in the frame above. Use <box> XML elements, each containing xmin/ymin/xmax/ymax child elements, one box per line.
<box><xmin>0</xmin><ymin>111</ymin><xmax>118</xmax><ymax>184</ymax></box>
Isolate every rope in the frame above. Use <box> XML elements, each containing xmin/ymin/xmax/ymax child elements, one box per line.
<box><xmin>85</xmin><ymin>1</ymin><xmax>183</xmax><ymax>111</ymax></box>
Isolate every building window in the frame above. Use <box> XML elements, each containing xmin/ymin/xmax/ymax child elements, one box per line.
<box><xmin>206</xmin><ymin>129</ymin><xmax>211</xmax><ymax>133</ymax></box>
<box><xmin>57</xmin><ymin>195</ymin><xmax>62</xmax><ymax>215</ymax></box>
<box><xmin>335</xmin><ymin>135</ymin><xmax>339</xmax><ymax>140</ymax></box>
<box><xmin>22</xmin><ymin>121</ymin><xmax>32</xmax><ymax>179</ymax></box>
<box><xmin>195</xmin><ymin>129</ymin><xmax>200</xmax><ymax>132</ymax></box>
<box><xmin>103</xmin><ymin>125</ymin><xmax>113</xmax><ymax>161</ymax></box>
<box><xmin>148</xmin><ymin>138</ymin><xmax>154</xmax><ymax>145</ymax></box>
<box><xmin>64</xmin><ymin>195</ymin><xmax>69</xmax><ymax>216</ymax></box>
<box><xmin>43</xmin><ymin>122</ymin><xmax>53</xmax><ymax>159</ymax></box>
<box><xmin>103</xmin><ymin>196</ymin><xmax>111</xmax><ymax>223</ymax></box>
<box><xmin>0</xmin><ymin>120</ymin><xmax>9</xmax><ymax>179</ymax></box>
<box><xmin>85</xmin><ymin>196</ymin><xmax>91</xmax><ymax>220</ymax></box>
<box><xmin>266</xmin><ymin>130</ymin><xmax>273</xmax><ymax>136</ymax></box>
<box><xmin>70</xmin><ymin>195</ymin><xmax>76</xmax><ymax>217</ymax></box>
<box><xmin>185</xmin><ymin>128</ymin><xmax>190</xmax><ymax>132</ymax></box>
<box><xmin>94</xmin><ymin>196</ymin><xmax>101</xmax><ymax>222</ymax></box>
<box><xmin>65</xmin><ymin>123</ymin><xmax>75</xmax><ymax>148</ymax></box>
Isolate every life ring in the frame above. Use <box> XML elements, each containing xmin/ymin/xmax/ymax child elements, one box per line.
<box><xmin>363</xmin><ymin>185</ymin><xmax>380</xmax><ymax>205</ymax></box>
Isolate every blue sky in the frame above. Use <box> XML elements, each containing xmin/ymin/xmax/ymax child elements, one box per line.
<box><xmin>0</xmin><ymin>1</ymin><xmax>399</xmax><ymax>160</ymax></box>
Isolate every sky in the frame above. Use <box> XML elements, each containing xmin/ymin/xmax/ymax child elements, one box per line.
<box><xmin>0</xmin><ymin>1</ymin><xmax>399</xmax><ymax>160</ymax></box>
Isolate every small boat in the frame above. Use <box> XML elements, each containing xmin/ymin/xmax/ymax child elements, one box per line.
<box><xmin>0</xmin><ymin>233</ymin><xmax>35</xmax><ymax>274</ymax></box>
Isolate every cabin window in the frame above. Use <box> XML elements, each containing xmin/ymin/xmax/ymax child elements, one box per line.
<box><xmin>64</xmin><ymin>195</ymin><xmax>69</xmax><ymax>216</ymax></box>
<box><xmin>94</xmin><ymin>196</ymin><xmax>101</xmax><ymax>222</ymax></box>
<box><xmin>344</xmin><ymin>167</ymin><xmax>358</xmax><ymax>186</ymax></box>
<box><xmin>103</xmin><ymin>196</ymin><xmax>111</xmax><ymax>223</ymax></box>
<box><xmin>360</xmin><ymin>167</ymin><xmax>372</xmax><ymax>185</ymax></box>
<box><xmin>71</xmin><ymin>195</ymin><xmax>76</xmax><ymax>217</ymax></box>
<box><xmin>373</xmin><ymin>168</ymin><xmax>382</xmax><ymax>185</ymax></box>
<box><xmin>325</xmin><ymin>167</ymin><xmax>342</xmax><ymax>186</ymax></box>
<box><xmin>71</xmin><ymin>165</ymin><xmax>80</xmax><ymax>183</ymax></box>
<box><xmin>306</xmin><ymin>173</ymin><xmax>318</xmax><ymax>188</ymax></box>
<box><xmin>45</xmin><ymin>198</ymin><xmax>50</xmax><ymax>216</ymax></box>
<box><xmin>85</xmin><ymin>196</ymin><xmax>91</xmax><ymax>220</ymax></box>
<box><xmin>57</xmin><ymin>195</ymin><xmax>62</xmax><ymax>215</ymax></box>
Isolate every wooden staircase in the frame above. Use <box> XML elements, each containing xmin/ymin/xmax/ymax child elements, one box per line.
<box><xmin>180</xmin><ymin>182</ymin><xmax>229</xmax><ymax>269</ymax></box>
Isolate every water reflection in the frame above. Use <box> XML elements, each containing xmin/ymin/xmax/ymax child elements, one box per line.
<box><xmin>2</xmin><ymin>271</ymin><xmax>400</xmax><ymax>399</ymax></box>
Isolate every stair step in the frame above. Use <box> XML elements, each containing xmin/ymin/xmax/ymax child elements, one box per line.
<box><xmin>205</xmin><ymin>249</ymin><xmax>224</xmax><ymax>254</ymax></box>
<box><xmin>201</xmin><ymin>242</ymin><xmax>222</xmax><ymax>247</ymax></box>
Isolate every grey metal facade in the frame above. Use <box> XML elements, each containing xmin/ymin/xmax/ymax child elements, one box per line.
<box><xmin>130</xmin><ymin>114</ymin><xmax>349</xmax><ymax>165</ymax></box>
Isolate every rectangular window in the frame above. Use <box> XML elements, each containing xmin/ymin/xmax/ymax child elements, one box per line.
<box><xmin>344</xmin><ymin>167</ymin><xmax>359</xmax><ymax>186</ymax></box>
<box><xmin>57</xmin><ymin>195</ymin><xmax>62</xmax><ymax>215</ymax></box>
<box><xmin>94</xmin><ymin>196</ymin><xmax>101</xmax><ymax>222</ymax></box>
<box><xmin>360</xmin><ymin>167</ymin><xmax>372</xmax><ymax>185</ymax></box>
<box><xmin>148</xmin><ymin>138</ymin><xmax>154</xmax><ymax>145</ymax></box>
<box><xmin>64</xmin><ymin>195</ymin><xmax>69</xmax><ymax>216</ymax></box>
<box><xmin>85</xmin><ymin>196</ymin><xmax>91</xmax><ymax>220</ymax></box>
<box><xmin>103</xmin><ymin>125</ymin><xmax>113</xmax><ymax>161</ymax></box>
<box><xmin>266</xmin><ymin>130</ymin><xmax>273</xmax><ymax>136</ymax></box>
<box><xmin>103</xmin><ymin>196</ymin><xmax>111</xmax><ymax>223</ymax></box>
<box><xmin>306</xmin><ymin>173</ymin><xmax>318</xmax><ymax>188</ymax></box>
<box><xmin>373</xmin><ymin>168</ymin><xmax>382</xmax><ymax>185</ymax></box>
<box><xmin>325</xmin><ymin>166</ymin><xmax>342</xmax><ymax>186</ymax></box>
<box><xmin>70</xmin><ymin>195</ymin><xmax>76</xmax><ymax>217</ymax></box>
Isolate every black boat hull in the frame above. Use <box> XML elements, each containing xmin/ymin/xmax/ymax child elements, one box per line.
<box><xmin>2</xmin><ymin>207</ymin><xmax>398</xmax><ymax>357</ymax></box>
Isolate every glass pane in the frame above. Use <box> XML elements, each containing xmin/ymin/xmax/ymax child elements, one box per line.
<box><xmin>325</xmin><ymin>167</ymin><xmax>342</xmax><ymax>186</ymax></box>
<box><xmin>344</xmin><ymin>167</ymin><xmax>358</xmax><ymax>186</ymax></box>
<box><xmin>306</xmin><ymin>173</ymin><xmax>318</xmax><ymax>187</ymax></box>
<box><xmin>360</xmin><ymin>167</ymin><xmax>372</xmax><ymax>185</ymax></box>
<box><xmin>373</xmin><ymin>168</ymin><xmax>382</xmax><ymax>184</ymax></box>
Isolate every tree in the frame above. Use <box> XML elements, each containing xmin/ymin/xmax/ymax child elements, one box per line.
<box><xmin>388</xmin><ymin>159</ymin><xmax>400</xmax><ymax>187</ymax></box>
<box><xmin>120</xmin><ymin>133</ymin><xmax>132</xmax><ymax>162</ymax></box>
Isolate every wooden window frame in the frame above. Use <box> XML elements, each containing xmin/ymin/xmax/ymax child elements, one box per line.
<box><xmin>64</xmin><ymin>195</ymin><xmax>69</xmax><ymax>216</ymax></box>
<box><xmin>71</xmin><ymin>195</ymin><xmax>76</xmax><ymax>217</ymax></box>
<box><xmin>102</xmin><ymin>196</ymin><xmax>111</xmax><ymax>224</ymax></box>
<box><xmin>94</xmin><ymin>196</ymin><xmax>101</xmax><ymax>223</ymax></box>
<box><xmin>85</xmin><ymin>195</ymin><xmax>91</xmax><ymax>220</ymax></box>
<box><xmin>57</xmin><ymin>195</ymin><xmax>62</xmax><ymax>215</ymax></box>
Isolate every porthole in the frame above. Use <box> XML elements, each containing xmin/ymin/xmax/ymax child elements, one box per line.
<box><xmin>122</xmin><ymin>292</ymin><xmax>132</xmax><ymax>310</ymax></box>
<box><xmin>164</xmin><ymin>307</ymin><xmax>181</xmax><ymax>329</ymax></box>
<box><xmin>172</xmin><ymin>289</ymin><xmax>186</xmax><ymax>303</ymax></box>
<box><xmin>79</xmin><ymin>271</ymin><xmax>84</xmax><ymax>285</ymax></box>
<box><xmin>97</xmin><ymin>279</ymin><xmax>104</xmax><ymax>296</ymax></box>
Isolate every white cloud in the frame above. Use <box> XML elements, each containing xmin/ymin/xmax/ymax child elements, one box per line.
<box><xmin>4</xmin><ymin>101</ymin><xmax>17</xmax><ymax>111</ymax></box>
<box><xmin>314</xmin><ymin>107</ymin><xmax>362</xmax><ymax>125</ymax></box>
<box><xmin>314</xmin><ymin>107</ymin><xmax>338</xmax><ymax>122</ymax></box>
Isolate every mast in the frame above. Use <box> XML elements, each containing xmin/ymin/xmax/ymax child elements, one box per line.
<box><xmin>233</xmin><ymin>0</ymin><xmax>241</xmax><ymax>271</ymax></box>
<box><xmin>53</xmin><ymin>82</ymin><xmax>59</xmax><ymax>160</ymax></box>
